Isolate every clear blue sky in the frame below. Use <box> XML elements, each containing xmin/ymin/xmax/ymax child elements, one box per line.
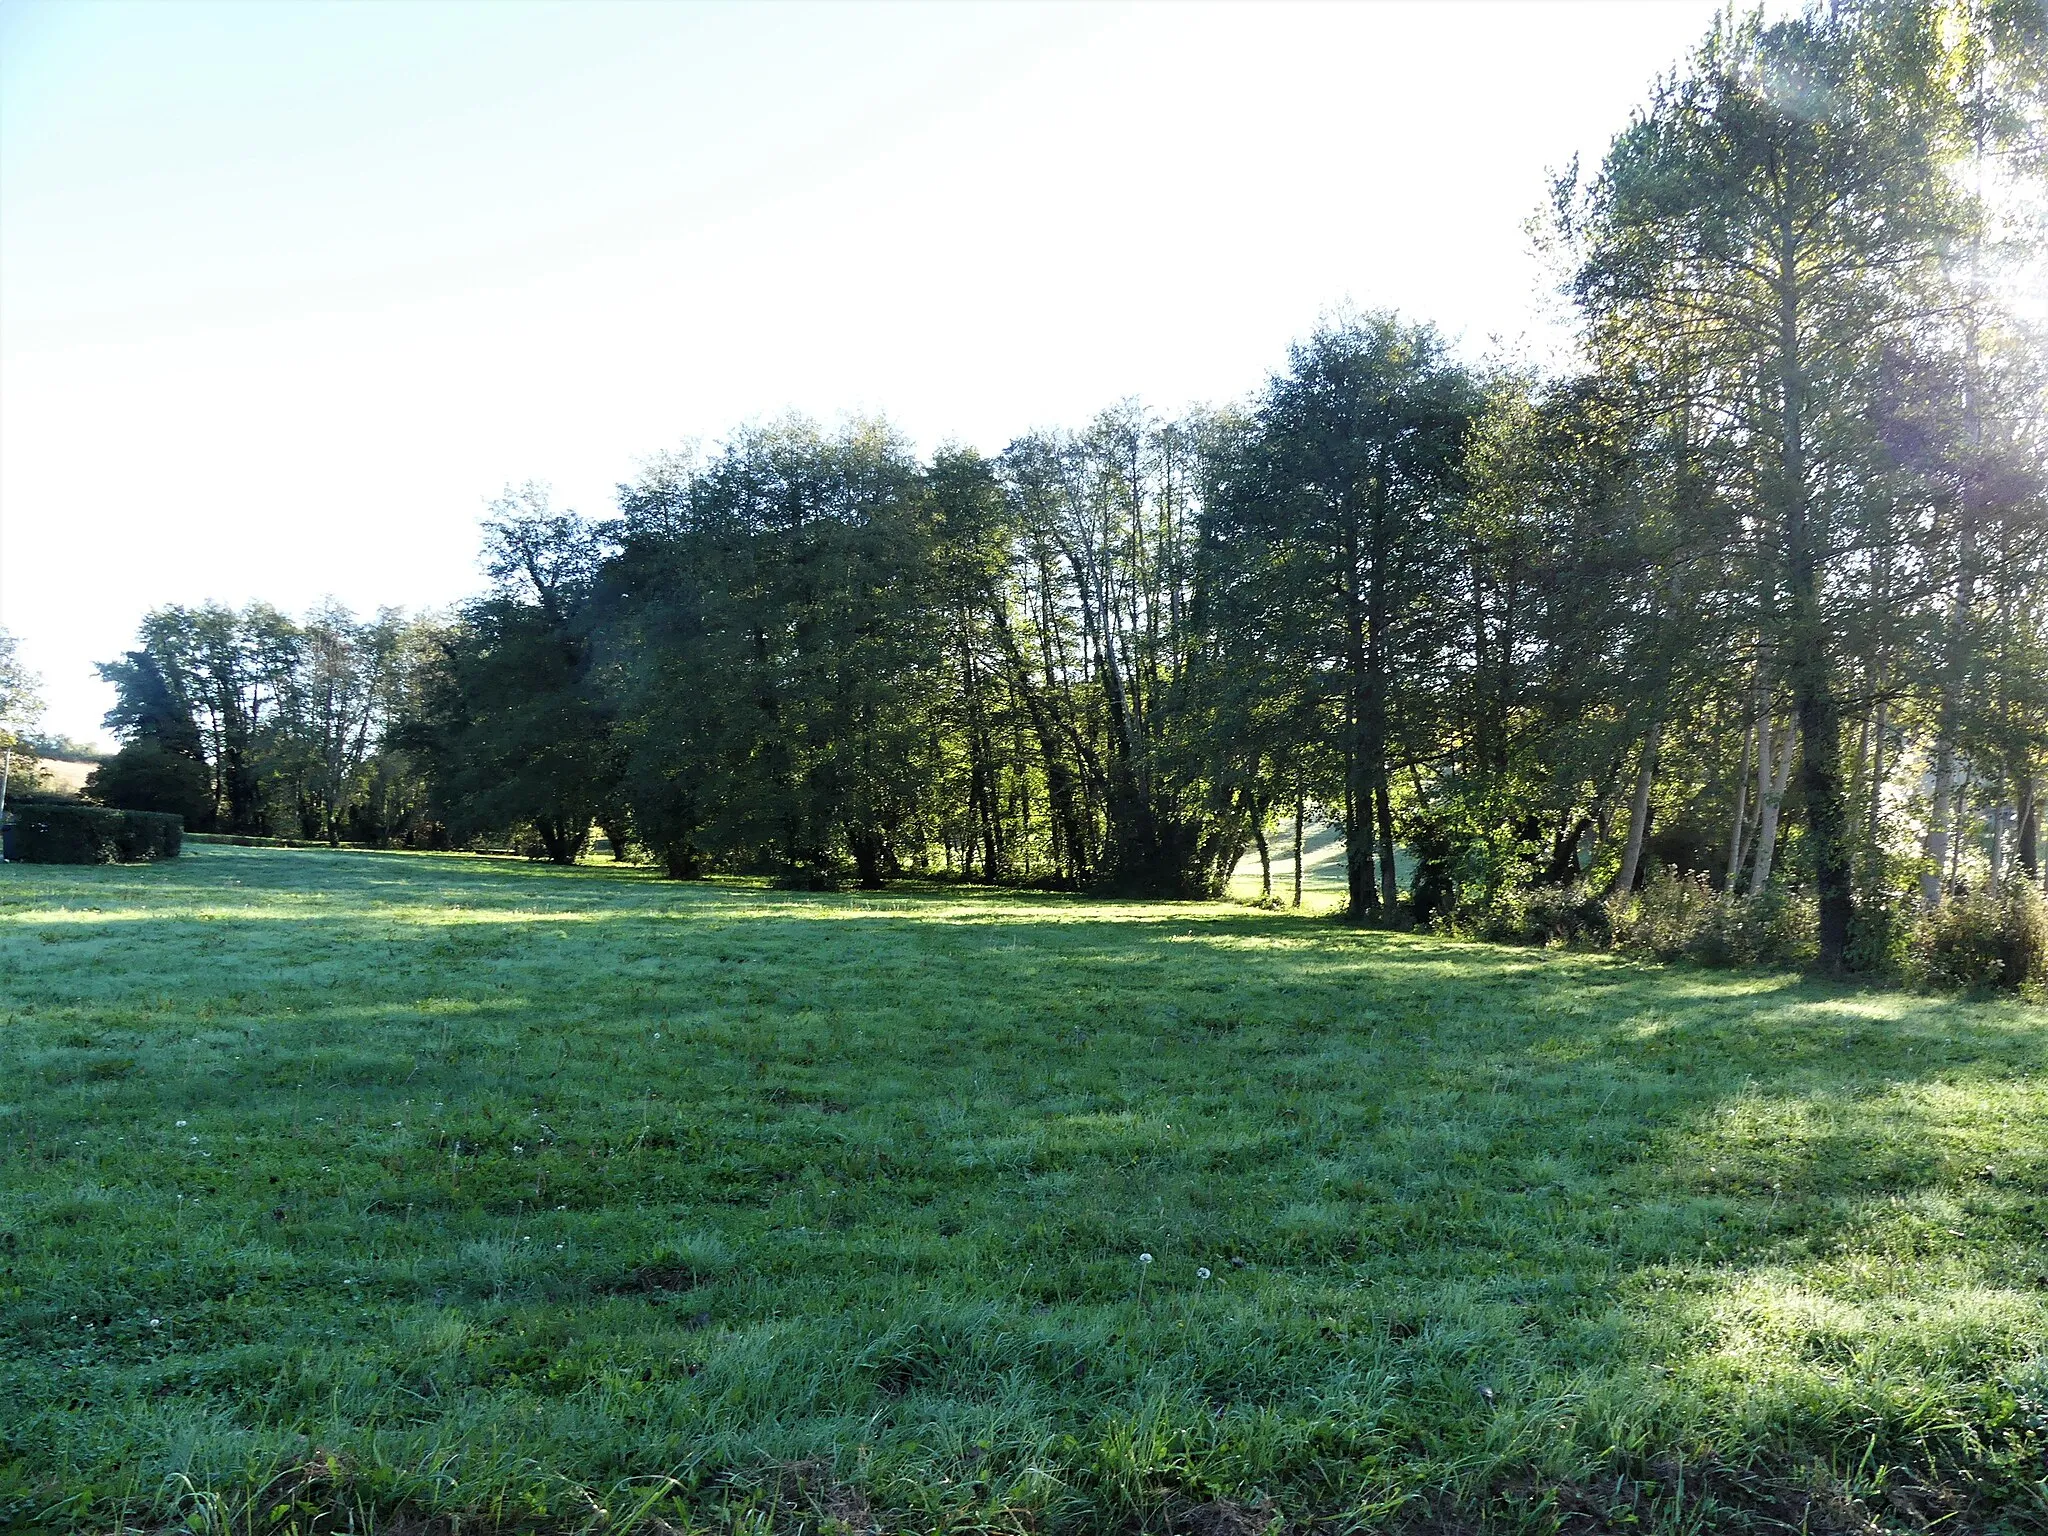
<box><xmin>1</xmin><ymin>0</ymin><xmax>1726</xmax><ymax>744</ymax></box>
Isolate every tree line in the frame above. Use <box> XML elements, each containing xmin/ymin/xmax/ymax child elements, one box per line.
<box><xmin>90</xmin><ymin>602</ymin><xmax>436</xmax><ymax>846</ymax></box>
<box><xmin>89</xmin><ymin>2</ymin><xmax>2047</xmax><ymax>974</ymax></box>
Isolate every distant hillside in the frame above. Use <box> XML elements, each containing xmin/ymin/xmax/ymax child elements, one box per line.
<box><xmin>6</xmin><ymin>756</ymin><xmax>95</xmax><ymax>798</ymax></box>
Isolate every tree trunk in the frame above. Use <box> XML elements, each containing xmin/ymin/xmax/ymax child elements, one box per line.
<box><xmin>849</xmin><ymin>831</ymin><xmax>886</xmax><ymax>890</ymax></box>
<box><xmin>1253</xmin><ymin>827</ymin><xmax>1271</xmax><ymax>899</ymax></box>
<box><xmin>2017</xmin><ymin>776</ymin><xmax>2039</xmax><ymax>883</ymax></box>
<box><xmin>1292</xmin><ymin>788</ymin><xmax>1306</xmax><ymax>907</ymax></box>
<box><xmin>1726</xmin><ymin>716</ymin><xmax>1754</xmax><ymax>891</ymax></box>
<box><xmin>1345</xmin><ymin>756</ymin><xmax>1377</xmax><ymax>920</ymax></box>
<box><xmin>1775</xmin><ymin>217</ymin><xmax>1852</xmax><ymax>968</ymax></box>
<box><xmin>1343</xmin><ymin>509</ymin><xmax>1378</xmax><ymax>921</ymax></box>
<box><xmin>1616</xmin><ymin>719</ymin><xmax>1662</xmax><ymax>896</ymax></box>
<box><xmin>1749</xmin><ymin>710</ymin><xmax>1797</xmax><ymax>895</ymax></box>
<box><xmin>1988</xmin><ymin>799</ymin><xmax>2009</xmax><ymax>894</ymax></box>
<box><xmin>1950</xmin><ymin>782</ymin><xmax>1969</xmax><ymax>892</ymax></box>
<box><xmin>1375</xmin><ymin>774</ymin><xmax>1399</xmax><ymax>913</ymax></box>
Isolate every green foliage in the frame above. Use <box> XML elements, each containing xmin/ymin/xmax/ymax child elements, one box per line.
<box><xmin>1601</xmin><ymin>873</ymin><xmax>1820</xmax><ymax>971</ymax></box>
<box><xmin>1517</xmin><ymin>868</ymin><xmax>2048</xmax><ymax>997</ymax></box>
<box><xmin>3</xmin><ymin>846</ymin><xmax>2046</xmax><ymax>1532</ymax></box>
<box><xmin>599</xmin><ymin>418</ymin><xmax>1234</xmax><ymax>894</ymax></box>
<box><xmin>1610</xmin><ymin>869</ymin><xmax>1719</xmax><ymax>960</ymax></box>
<box><xmin>97</xmin><ymin>601</ymin><xmax>434</xmax><ymax>843</ymax></box>
<box><xmin>1914</xmin><ymin>881</ymin><xmax>2048</xmax><ymax>992</ymax></box>
<box><xmin>1687</xmin><ymin>885</ymin><xmax>1821</xmax><ymax>971</ymax></box>
<box><xmin>0</xmin><ymin>625</ymin><xmax>43</xmax><ymax>744</ymax></box>
<box><xmin>406</xmin><ymin>489</ymin><xmax>618</xmax><ymax>864</ymax></box>
<box><xmin>1473</xmin><ymin>880</ymin><xmax>1615</xmax><ymax>948</ymax></box>
<box><xmin>1203</xmin><ymin>315</ymin><xmax>1482</xmax><ymax>921</ymax></box>
<box><xmin>84</xmin><ymin>740</ymin><xmax>211</xmax><ymax>823</ymax></box>
<box><xmin>7</xmin><ymin>801</ymin><xmax>181</xmax><ymax>863</ymax></box>
<box><xmin>1845</xmin><ymin>882</ymin><xmax>1918</xmax><ymax>977</ymax></box>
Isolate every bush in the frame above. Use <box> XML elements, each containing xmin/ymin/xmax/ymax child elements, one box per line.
<box><xmin>7</xmin><ymin>803</ymin><xmax>182</xmax><ymax>864</ymax></box>
<box><xmin>1686</xmin><ymin>882</ymin><xmax>1819</xmax><ymax>970</ymax></box>
<box><xmin>1473</xmin><ymin>881</ymin><xmax>1611</xmax><ymax>946</ymax></box>
<box><xmin>1845</xmin><ymin>885</ymin><xmax>1915</xmax><ymax>977</ymax></box>
<box><xmin>1612</xmin><ymin>868</ymin><xmax>1716</xmax><ymax>959</ymax></box>
<box><xmin>1914</xmin><ymin>882</ymin><xmax>2048</xmax><ymax>992</ymax></box>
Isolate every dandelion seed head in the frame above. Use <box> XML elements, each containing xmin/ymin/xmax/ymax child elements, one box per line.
<box><xmin>1196</xmin><ymin>1267</ymin><xmax>1211</xmax><ymax>1280</ymax></box>
<box><xmin>1139</xmin><ymin>1253</ymin><xmax>1153</xmax><ymax>1265</ymax></box>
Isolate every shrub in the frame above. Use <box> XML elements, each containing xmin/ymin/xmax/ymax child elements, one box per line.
<box><xmin>1914</xmin><ymin>882</ymin><xmax>2048</xmax><ymax>992</ymax></box>
<box><xmin>7</xmin><ymin>803</ymin><xmax>182</xmax><ymax>864</ymax></box>
<box><xmin>1612</xmin><ymin>868</ymin><xmax>1716</xmax><ymax>959</ymax></box>
<box><xmin>1687</xmin><ymin>882</ymin><xmax>1818</xmax><ymax>970</ymax></box>
<box><xmin>1845</xmin><ymin>885</ymin><xmax>1915</xmax><ymax>978</ymax></box>
<box><xmin>1477</xmin><ymin>881</ymin><xmax>1611</xmax><ymax>946</ymax></box>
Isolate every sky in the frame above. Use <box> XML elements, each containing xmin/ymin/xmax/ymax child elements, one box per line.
<box><xmin>1</xmin><ymin>0</ymin><xmax>1729</xmax><ymax>747</ymax></box>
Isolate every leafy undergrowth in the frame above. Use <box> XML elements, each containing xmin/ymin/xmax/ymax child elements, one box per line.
<box><xmin>2</xmin><ymin>847</ymin><xmax>2045</xmax><ymax>1534</ymax></box>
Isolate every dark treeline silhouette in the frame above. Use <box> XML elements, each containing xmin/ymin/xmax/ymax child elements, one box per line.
<box><xmin>92</xmin><ymin>3</ymin><xmax>2048</xmax><ymax>974</ymax></box>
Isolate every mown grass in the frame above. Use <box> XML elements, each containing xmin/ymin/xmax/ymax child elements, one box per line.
<box><xmin>2</xmin><ymin>846</ymin><xmax>2046</xmax><ymax>1535</ymax></box>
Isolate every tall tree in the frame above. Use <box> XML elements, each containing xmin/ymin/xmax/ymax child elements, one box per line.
<box><xmin>409</xmin><ymin>488</ymin><xmax>618</xmax><ymax>863</ymax></box>
<box><xmin>1204</xmin><ymin>315</ymin><xmax>1482</xmax><ymax>921</ymax></box>
<box><xmin>1565</xmin><ymin>2</ymin><xmax>1968</xmax><ymax>968</ymax></box>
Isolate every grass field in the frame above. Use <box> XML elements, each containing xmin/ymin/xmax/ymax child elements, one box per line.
<box><xmin>3</xmin><ymin>846</ymin><xmax>2047</xmax><ymax>1535</ymax></box>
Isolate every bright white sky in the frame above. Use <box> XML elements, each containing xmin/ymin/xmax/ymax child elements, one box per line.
<box><xmin>2</xmin><ymin>0</ymin><xmax>1725</xmax><ymax>745</ymax></box>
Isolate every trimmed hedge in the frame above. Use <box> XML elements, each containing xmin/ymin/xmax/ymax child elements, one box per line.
<box><xmin>183</xmin><ymin>832</ymin><xmax>521</xmax><ymax>856</ymax></box>
<box><xmin>7</xmin><ymin>803</ymin><xmax>183</xmax><ymax>864</ymax></box>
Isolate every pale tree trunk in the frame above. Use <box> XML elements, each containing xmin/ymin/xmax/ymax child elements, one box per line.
<box><xmin>1987</xmin><ymin>799</ymin><xmax>2008</xmax><ymax>894</ymax></box>
<box><xmin>1727</xmin><ymin>717</ymin><xmax>1754</xmax><ymax>890</ymax></box>
<box><xmin>1615</xmin><ymin>719</ymin><xmax>1662</xmax><ymax>896</ymax></box>
<box><xmin>2017</xmin><ymin>776</ymin><xmax>2039</xmax><ymax>885</ymax></box>
<box><xmin>1865</xmin><ymin>695</ymin><xmax>1888</xmax><ymax>847</ymax></box>
<box><xmin>1922</xmin><ymin>334</ymin><xmax>1981</xmax><ymax>904</ymax></box>
<box><xmin>1924</xmin><ymin>741</ymin><xmax>1961</xmax><ymax>907</ymax></box>
<box><xmin>1749</xmin><ymin>709</ymin><xmax>1798</xmax><ymax>896</ymax></box>
<box><xmin>1253</xmin><ymin>827</ymin><xmax>1271</xmax><ymax>900</ymax></box>
<box><xmin>1924</xmin><ymin>74</ymin><xmax>1991</xmax><ymax>910</ymax></box>
<box><xmin>1949</xmin><ymin>782</ymin><xmax>1969</xmax><ymax>892</ymax></box>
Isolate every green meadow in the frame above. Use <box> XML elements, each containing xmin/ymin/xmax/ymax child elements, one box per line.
<box><xmin>3</xmin><ymin>846</ymin><xmax>2046</xmax><ymax>1534</ymax></box>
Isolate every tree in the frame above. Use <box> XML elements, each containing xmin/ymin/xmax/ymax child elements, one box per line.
<box><xmin>287</xmin><ymin>602</ymin><xmax>408</xmax><ymax>844</ymax></box>
<box><xmin>0</xmin><ymin>627</ymin><xmax>43</xmax><ymax>748</ymax></box>
<box><xmin>1565</xmin><ymin>2</ymin><xmax>1969</xmax><ymax>968</ymax></box>
<box><xmin>1204</xmin><ymin>315</ymin><xmax>1482</xmax><ymax>921</ymax></box>
<box><xmin>85</xmin><ymin>743</ymin><xmax>213</xmax><ymax>822</ymax></box>
<box><xmin>604</xmin><ymin>422</ymin><xmax>948</xmax><ymax>887</ymax></box>
<box><xmin>407</xmin><ymin>488</ymin><xmax>619</xmax><ymax>863</ymax></box>
<box><xmin>97</xmin><ymin>604</ymin><xmax>299</xmax><ymax>834</ymax></box>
